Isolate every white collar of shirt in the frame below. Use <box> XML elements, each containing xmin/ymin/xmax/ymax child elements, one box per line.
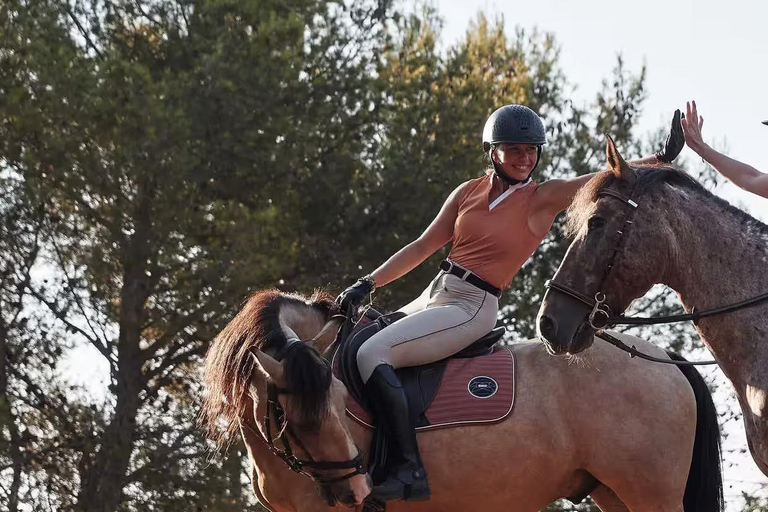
<box><xmin>489</xmin><ymin>178</ymin><xmax>531</xmax><ymax>210</ymax></box>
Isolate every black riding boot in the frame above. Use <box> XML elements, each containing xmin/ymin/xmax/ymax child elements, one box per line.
<box><xmin>365</xmin><ymin>364</ymin><xmax>430</xmax><ymax>502</ymax></box>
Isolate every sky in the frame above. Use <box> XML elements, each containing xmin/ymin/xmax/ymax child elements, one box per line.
<box><xmin>433</xmin><ymin>0</ymin><xmax>767</xmax><ymax>508</ymax></box>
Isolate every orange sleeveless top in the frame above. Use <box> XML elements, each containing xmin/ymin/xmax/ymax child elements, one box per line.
<box><xmin>447</xmin><ymin>175</ymin><xmax>544</xmax><ymax>290</ymax></box>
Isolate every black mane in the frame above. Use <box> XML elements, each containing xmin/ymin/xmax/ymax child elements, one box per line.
<box><xmin>201</xmin><ymin>289</ymin><xmax>338</xmax><ymax>446</ymax></box>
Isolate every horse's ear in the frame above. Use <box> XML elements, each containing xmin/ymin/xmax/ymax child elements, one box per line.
<box><xmin>250</xmin><ymin>348</ymin><xmax>286</xmax><ymax>386</ymax></box>
<box><xmin>605</xmin><ymin>135</ymin><xmax>636</xmax><ymax>184</ymax></box>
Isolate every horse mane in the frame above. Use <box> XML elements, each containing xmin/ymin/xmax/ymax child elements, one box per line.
<box><xmin>201</xmin><ymin>288</ymin><xmax>339</xmax><ymax>448</ymax></box>
<box><xmin>566</xmin><ymin>163</ymin><xmax>768</xmax><ymax>238</ymax></box>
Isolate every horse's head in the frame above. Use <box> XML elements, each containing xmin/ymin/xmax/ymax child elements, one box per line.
<box><xmin>202</xmin><ymin>289</ymin><xmax>369</xmax><ymax>507</ymax></box>
<box><xmin>537</xmin><ymin>136</ymin><xmax>687</xmax><ymax>354</ymax></box>
<box><xmin>248</xmin><ymin>343</ymin><xmax>370</xmax><ymax>507</ymax></box>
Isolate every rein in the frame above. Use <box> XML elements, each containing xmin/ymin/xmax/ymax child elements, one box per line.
<box><xmin>545</xmin><ymin>280</ymin><xmax>768</xmax><ymax>329</ymax></box>
<box><xmin>545</xmin><ymin>186</ymin><xmax>768</xmax><ymax>367</ymax></box>
<box><xmin>257</xmin><ymin>337</ymin><xmax>365</xmax><ymax>485</ymax></box>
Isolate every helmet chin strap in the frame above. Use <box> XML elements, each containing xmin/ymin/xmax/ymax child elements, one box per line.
<box><xmin>493</xmin><ymin>164</ymin><xmax>530</xmax><ymax>186</ymax></box>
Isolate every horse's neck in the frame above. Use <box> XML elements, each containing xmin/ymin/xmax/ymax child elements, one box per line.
<box><xmin>666</xmin><ymin>194</ymin><xmax>768</xmax><ymax>389</ymax></box>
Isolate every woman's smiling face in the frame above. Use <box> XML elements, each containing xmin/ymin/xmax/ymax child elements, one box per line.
<box><xmin>492</xmin><ymin>143</ymin><xmax>539</xmax><ymax>180</ymax></box>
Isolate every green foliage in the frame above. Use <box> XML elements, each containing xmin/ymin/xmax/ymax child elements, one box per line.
<box><xmin>2</xmin><ymin>0</ymin><xmax>396</xmax><ymax>508</ymax></box>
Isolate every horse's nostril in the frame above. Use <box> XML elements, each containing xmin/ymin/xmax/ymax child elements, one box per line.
<box><xmin>538</xmin><ymin>315</ymin><xmax>557</xmax><ymax>341</ymax></box>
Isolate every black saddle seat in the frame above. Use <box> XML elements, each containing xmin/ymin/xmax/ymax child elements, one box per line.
<box><xmin>453</xmin><ymin>327</ymin><xmax>505</xmax><ymax>358</ymax></box>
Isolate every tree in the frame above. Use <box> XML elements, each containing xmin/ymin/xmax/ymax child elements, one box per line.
<box><xmin>1</xmin><ymin>0</ymin><xmax>395</xmax><ymax>509</ymax></box>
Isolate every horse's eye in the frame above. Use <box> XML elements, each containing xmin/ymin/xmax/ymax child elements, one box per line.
<box><xmin>587</xmin><ymin>216</ymin><xmax>606</xmax><ymax>232</ymax></box>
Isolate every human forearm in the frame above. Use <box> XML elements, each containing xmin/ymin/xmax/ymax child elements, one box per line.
<box><xmin>694</xmin><ymin>144</ymin><xmax>766</xmax><ymax>192</ymax></box>
<box><xmin>371</xmin><ymin>238</ymin><xmax>445</xmax><ymax>288</ymax></box>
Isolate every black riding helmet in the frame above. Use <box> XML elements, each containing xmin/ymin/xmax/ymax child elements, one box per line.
<box><xmin>483</xmin><ymin>105</ymin><xmax>547</xmax><ymax>185</ymax></box>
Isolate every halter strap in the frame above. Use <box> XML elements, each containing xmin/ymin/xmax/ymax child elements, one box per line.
<box><xmin>544</xmin><ymin>185</ymin><xmax>719</xmax><ymax>366</ymax></box>
<box><xmin>264</xmin><ymin>382</ymin><xmax>365</xmax><ymax>481</ymax></box>
<box><xmin>260</xmin><ymin>334</ymin><xmax>366</xmax><ymax>484</ymax></box>
<box><xmin>597</xmin><ymin>188</ymin><xmax>637</xmax><ymax>208</ymax></box>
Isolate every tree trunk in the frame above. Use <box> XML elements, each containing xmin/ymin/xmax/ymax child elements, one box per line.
<box><xmin>0</xmin><ymin>318</ymin><xmax>23</xmax><ymax>512</ymax></box>
<box><xmin>76</xmin><ymin>284</ymin><xmax>145</xmax><ymax>511</ymax></box>
<box><xmin>77</xmin><ymin>179</ymin><xmax>155</xmax><ymax>511</ymax></box>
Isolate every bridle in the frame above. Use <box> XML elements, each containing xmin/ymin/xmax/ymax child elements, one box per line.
<box><xmin>546</xmin><ymin>187</ymin><xmax>641</xmax><ymax>332</ymax></box>
<box><xmin>545</xmin><ymin>184</ymin><xmax>768</xmax><ymax>366</ymax></box>
<box><xmin>256</xmin><ymin>338</ymin><xmax>365</xmax><ymax>494</ymax></box>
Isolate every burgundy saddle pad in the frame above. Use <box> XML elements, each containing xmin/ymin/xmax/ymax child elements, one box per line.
<box><xmin>345</xmin><ymin>346</ymin><xmax>515</xmax><ymax>431</ymax></box>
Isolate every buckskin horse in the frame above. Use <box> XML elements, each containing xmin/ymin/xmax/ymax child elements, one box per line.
<box><xmin>202</xmin><ymin>289</ymin><xmax>722</xmax><ymax>511</ymax></box>
<box><xmin>537</xmin><ymin>136</ymin><xmax>768</xmax><ymax>479</ymax></box>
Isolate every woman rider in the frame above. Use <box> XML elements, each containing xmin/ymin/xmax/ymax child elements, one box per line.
<box><xmin>337</xmin><ymin>105</ymin><xmax>683</xmax><ymax>502</ymax></box>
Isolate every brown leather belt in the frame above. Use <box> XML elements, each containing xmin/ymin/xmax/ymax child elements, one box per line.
<box><xmin>439</xmin><ymin>260</ymin><xmax>502</xmax><ymax>298</ymax></box>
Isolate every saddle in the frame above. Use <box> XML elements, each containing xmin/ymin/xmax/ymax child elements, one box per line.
<box><xmin>331</xmin><ymin>308</ymin><xmax>516</xmax><ymax>498</ymax></box>
<box><xmin>333</xmin><ymin>309</ymin><xmax>511</xmax><ymax>426</ymax></box>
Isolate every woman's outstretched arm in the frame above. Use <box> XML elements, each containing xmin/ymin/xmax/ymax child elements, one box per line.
<box><xmin>682</xmin><ymin>100</ymin><xmax>768</xmax><ymax>199</ymax></box>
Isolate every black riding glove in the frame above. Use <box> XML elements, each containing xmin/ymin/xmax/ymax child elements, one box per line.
<box><xmin>655</xmin><ymin>109</ymin><xmax>685</xmax><ymax>163</ymax></box>
<box><xmin>336</xmin><ymin>275</ymin><xmax>375</xmax><ymax>310</ymax></box>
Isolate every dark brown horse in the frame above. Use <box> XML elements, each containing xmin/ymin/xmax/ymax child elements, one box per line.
<box><xmin>537</xmin><ymin>136</ymin><xmax>768</xmax><ymax>478</ymax></box>
<box><xmin>203</xmin><ymin>288</ymin><xmax>723</xmax><ymax>511</ymax></box>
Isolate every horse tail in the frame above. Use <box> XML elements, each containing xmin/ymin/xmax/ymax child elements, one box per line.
<box><xmin>666</xmin><ymin>351</ymin><xmax>724</xmax><ymax>512</ymax></box>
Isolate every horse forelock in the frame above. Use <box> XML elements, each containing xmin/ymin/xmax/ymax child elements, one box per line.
<box><xmin>201</xmin><ymin>288</ymin><xmax>337</xmax><ymax>448</ymax></box>
<box><xmin>280</xmin><ymin>290</ymin><xmax>339</xmax><ymax>431</ymax></box>
<box><xmin>282</xmin><ymin>342</ymin><xmax>333</xmax><ymax>432</ymax></box>
<box><xmin>566</xmin><ymin>170</ymin><xmax>614</xmax><ymax>237</ymax></box>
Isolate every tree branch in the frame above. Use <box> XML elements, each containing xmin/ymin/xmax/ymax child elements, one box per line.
<box><xmin>143</xmin><ymin>343</ymin><xmax>207</xmax><ymax>402</ymax></box>
<box><xmin>61</xmin><ymin>2</ymin><xmax>104</xmax><ymax>60</ymax></box>
<box><xmin>49</xmin><ymin>236</ymin><xmax>113</xmax><ymax>356</ymax></box>
<box><xmin>140</xmin><ymin>299</ymin><xmax>218</xmax><ymax>361</ymax></box>
<box><xmin>8</xmin><ymin>367</ymin><xmax>75</xmax><ymax>431</ymax></box>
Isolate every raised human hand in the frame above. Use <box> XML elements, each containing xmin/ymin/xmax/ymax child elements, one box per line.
<box><xmin>681</xmin><ymin>100</ymin><xmax>706</xmax><ymax>153</ymax></box>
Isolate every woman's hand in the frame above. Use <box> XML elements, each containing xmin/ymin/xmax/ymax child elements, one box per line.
<box><xmin>681</xmin><ymin>100</ymin><xmax>706</xmax><ymax>153</ymax></box>
<box><xmin>336</xmin><ymin>276</ymin><xmax>375</xmax><ymax>310</ymax></box>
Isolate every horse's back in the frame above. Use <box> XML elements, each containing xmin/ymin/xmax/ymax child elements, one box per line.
<box><xmin>509</xmin><ymin>333</ymin><xmax>697</xmax><ymax>502</ymax></box>
<box><xmin>509</xmin><ymin>333</ymin><xmax>695</xmax><ymax>403</ymax></box>
<box><xmin>508</xmin><ymin>333</ymin><xmax>696</xmax><ymax>438</ymax></box>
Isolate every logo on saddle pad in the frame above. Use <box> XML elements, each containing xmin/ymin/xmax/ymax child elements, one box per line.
<box><xmin>468</xmin><ymin>376</ymin><xmax>498</xmax><ymax>399</ymax></box>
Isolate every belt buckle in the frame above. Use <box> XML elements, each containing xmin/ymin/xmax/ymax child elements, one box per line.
<box><xmin>447</xmin><ymin>261</ymin><xmax>470</xmax><ymax>281</ymax></box>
